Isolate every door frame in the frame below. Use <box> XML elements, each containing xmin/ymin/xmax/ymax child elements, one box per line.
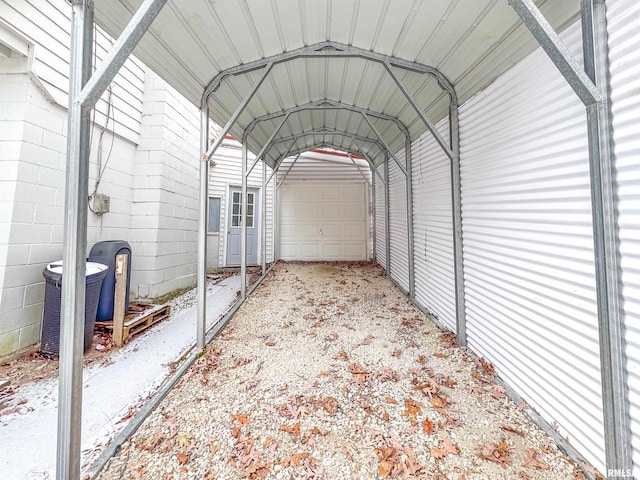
<box><xmin>223</xmin><ymin>184</ymin><xmax>262</xmax><ymax>267</ymax></box>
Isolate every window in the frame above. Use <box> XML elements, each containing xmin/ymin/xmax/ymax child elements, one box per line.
<box><xmin>208</xmin><ymin>197</ymin><xmax>221</xmax><ymax>233</ymax></box>
<box><xmin>231</xmin><ymin>191</ymin><xmax>255</xmax><ymax>228</ymax></box>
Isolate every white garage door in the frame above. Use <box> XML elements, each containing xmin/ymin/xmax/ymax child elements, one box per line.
<box><xmin>279</xmin><ymin>182</ymin><xmax>368</xmax><ymax>261</ymax></box>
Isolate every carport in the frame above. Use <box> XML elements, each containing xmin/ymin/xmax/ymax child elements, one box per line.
<box><xmin>58</xmin><ymin>0</ymin><xmax>628</xmax><ymax>478</ymax></box>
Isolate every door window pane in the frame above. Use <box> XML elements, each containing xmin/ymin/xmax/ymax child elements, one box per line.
<box><xmin>247</xmin><ymin>193</ymin><xmax>255</xmax><ymax>228</ymax></box>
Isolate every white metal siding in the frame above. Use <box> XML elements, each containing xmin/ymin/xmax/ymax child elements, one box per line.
<box><xmin>388</xmin><ymin>149</ymin><xmax>409</xmax><ymax>293</ymax></box>
<box><xmin>374</xmin><ymin>165</ymin><xmax>387</xmax><ymax>268</ymax></box>
<box><xmin>411</xmin><ymin>121</ymin><xmax>456</xmax><ymax>331</ymax></box>
<box><xmin>0</xmin><ymin>0</ymin><xmax>144</xmax><ymax>143</ymax></box>
<box><xmin>607</xmin><ymin>0</ymin><xmax>640</xmax><ymax>474</ymax></box>
<box><xmin>459</xmin><ymin>22</ymin><xmax>606</xmax><ymax>472</ymax></box>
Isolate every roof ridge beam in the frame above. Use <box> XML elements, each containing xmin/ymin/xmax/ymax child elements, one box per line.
<box><xmin>201</xmin><ymin>41</ymin><xmax>455</xmax><ymax>108</ymax></box>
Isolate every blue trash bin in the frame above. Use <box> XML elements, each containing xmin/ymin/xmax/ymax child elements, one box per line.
<box><xmin>40</xmin><ymin>261</ymin><xmax>109</xmax><ymax>355</ymax></box>
<box><xmin>88</xmin><ymin>241</ymin><xmax>132</xmax><ymax>322</ymax></box>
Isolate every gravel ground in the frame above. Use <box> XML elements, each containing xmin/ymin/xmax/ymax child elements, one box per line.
<box><xmin>97</xmin><ymin>262</ymin><xmax>590</xmax><ymax>480</ymax></box>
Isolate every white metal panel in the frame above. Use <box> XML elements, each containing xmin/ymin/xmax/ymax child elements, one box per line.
<box><xmin>374</xmin><ymin>165</ymin><xmax>386</xmax><ymax>268</ymax></box>
<box><xmin>388</xmin><ymin>150</ymin><xmax>409</xmax><ymax>293</ymax></box>
<box><xmin>278</xmin><ymin>182</ymin><xmax>368</xmax><ymax>261</ymax></box>
<box><xmin>459</xmin><ymin>22</ymin><xmax>606</xmax><ymax>472</ymax></box>
<box><xmin>607</xmin><ymin>0</ymin><xmax>640</xmax><ymax>474</ymax></box>
<box><xmin>411</xmin><ymin>120</ymin><xmax>456</xmax><ymax>332</ymax></box>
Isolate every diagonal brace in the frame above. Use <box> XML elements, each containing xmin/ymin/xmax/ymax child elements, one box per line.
<box><xmin>508</xmin><ymin>0</ymin><xmax>602</xmax><ymax>106</ymax></box>
<box><xmin>78</xmin><ymin>0</ymin><xmax>168</xmax><ymax>108</ymax></box>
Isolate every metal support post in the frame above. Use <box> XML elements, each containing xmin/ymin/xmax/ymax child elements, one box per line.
<box><xmin>581</xmin><ymin>0</ymin><xmax>631</xmax><ymax>472</ymax></box>
<box><xmin>371</xmin><ymin>165</ymin><xmax>377</xmax><ymax>263</ymax></box>
<box><xmin>273</xmin><ymin>178</ymin><xmax>279</xmax><ymax>262</ymax></box>
<box><xmin>261</xmin><ymin>158</ymin><xmax>267</xmax><ymax>274</ymax></box>
<box><xmin>58</xmin><ymin>2</ymin><xmax>93</xmax><ymax>479</ymax></box>
<box><xmin>405</xmin><ymin>137</ymin><xmax>415</xmax><ymax>299</ymax></box>
<box><xmin>384</xmin><ymin>158</ymin><xmax>391</xmax><ymax>274</ymax></box>
<box><xmin>196</xmin><ymin>106</ymin><xmax>209</xmax><ymax>350</ymax></box>
<box><xmin>350</xmin><ymin>136</ymin><xmax>387</xmax><ymax>187</ymax></box>
<box><xmin>241</xmin><ymin>143</ymin><xmax>248</xmax><ymax>300</ymax></box>
<box><xmin>78</xmin><ymin>0</ymin><xmax>168</xmax><ymax>108</ymax></box>
<box><xmin>449</xmin><ymin>98</ymin><xmax>467</xmax><ymax>347</ymax></box>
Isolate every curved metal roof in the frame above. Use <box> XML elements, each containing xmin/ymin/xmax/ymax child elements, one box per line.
<box><xmin>93</xmin><ymin>0</ymin><xmax>579</xmax><ymax>166</ymax></box>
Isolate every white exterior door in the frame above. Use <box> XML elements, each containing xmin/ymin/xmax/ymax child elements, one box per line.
<box><xmin>279</xmin><ymin>182</ymin><xmax>368</xmax><ymax>261</ymax></box>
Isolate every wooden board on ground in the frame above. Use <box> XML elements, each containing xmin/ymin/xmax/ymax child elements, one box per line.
<box><xmin>95</xmin><ymin>304</ymin><xmax>171</xmax><ymax>344</ymax></box>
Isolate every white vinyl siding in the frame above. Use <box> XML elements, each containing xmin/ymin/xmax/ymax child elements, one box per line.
<box><xmin>411</xmin><ymin>120</ymin><xmax>456</xmax><ymax>332</ymax></box>
<box><xmin>0</xmin><ymin>0</ymin><xmax>144</xmax><ymax>143</ymax></box>
<box><xmin>388</xmin><ymin>148</ymin><xmax>409</xmax><ymax>293</ymax></box>
<box><xmin>276</xmin><ymin>153</ymin><xmax>371</xmax><ymax>183</ymax></box>
<box><xmin>459</xmin><ymin>22</ymin><xmax>605</xmax><ymax>472</ymax></box>
<box><xmin>607</xmin><ymin>0</ymin><xmax>640</xmax><ymax>475</ymax></box>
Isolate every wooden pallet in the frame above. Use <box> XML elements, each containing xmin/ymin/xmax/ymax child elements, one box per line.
<box><xmin>95</xmin><ymin>304</ymin><xmax>171</xmax><ymax>343</ymax></box>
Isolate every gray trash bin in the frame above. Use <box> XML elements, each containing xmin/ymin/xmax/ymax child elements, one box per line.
<box><xmin>40</xmin><ymin>261</ymin><xmax>109</xmax><ymax>356</ymax></box>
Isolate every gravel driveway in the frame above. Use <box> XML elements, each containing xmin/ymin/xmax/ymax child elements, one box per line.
<box><xmin>97</xmin><ymin>262</ymin><xmax>588</xmax><ymax>479</ymax></box>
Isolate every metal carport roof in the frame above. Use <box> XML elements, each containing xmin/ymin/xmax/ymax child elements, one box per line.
<box><xmin>92</xmin><ymin>0</ymin><xmax>579</xmax><ymax>167</ymax></box>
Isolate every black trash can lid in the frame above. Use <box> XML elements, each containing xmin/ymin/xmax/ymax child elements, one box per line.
<box><xmin>45</xmin><ymin>261</ymin><xmax>109</xmax><ymax>277</ymax></box>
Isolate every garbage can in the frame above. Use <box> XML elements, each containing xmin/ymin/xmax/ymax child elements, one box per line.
<box><xmin>40</xmin><ymin>261</ymin><xmax>109</xmax><ymax>355</ymax></box>
<box><xmin>88</xmin><ymin>241</ymin><xmax>132</xmax><ymax>322</ymax></box>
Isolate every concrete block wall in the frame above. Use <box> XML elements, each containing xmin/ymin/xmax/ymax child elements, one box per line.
<box><xmin>0</xmin><ymin>73</ymin><xmax>67</xmax><ymax>354</ymax></box>
<box><xmin>130</xmin><ymin>69</ymin><xmax>200</xmax><ymax>300</ymax></box>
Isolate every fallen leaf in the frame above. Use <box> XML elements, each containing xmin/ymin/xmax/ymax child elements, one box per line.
<box><xmin>430</xmin><ymin>447</ymin><xmax>447</xmax><ymax>459</ymax></box>
<box><xmin>176</xmin><ymin>453</ymin><xmax>189</xmax><ymax>464</ymax></box>
<box><xmin>333</xmin><ymin>349</ymin><xmax>350</xmax><ymax>361</ymax></box>
<box><xmin>402</xmin><ymin>399</ymin><xmax>422</xmax><ymax>419</ymax></box>
<box><xmin>231</xmin><ymin>414</ymin><xmax>250</xmax><ymax>425</ymax></box>
<box><xmin>421</xmin><ymin>418</ymin><xmax>434</xmax><ymax>435</ymax></box>
<box><xmin>386</xmin><ymin>397</ymin><xmax>397</xmax><ymax>404</ymax></box>
<box><xmin>443</xmin><ymin>437</ymin><xmax>460</xmax><ymax>455</ymax></box>
<box><xmin>281</xmin><ymin>452</ymin><xmax>310</xmax><ymax>467</ymax></box>
<box><xmin>265</xmin><ymin>341</ymin><xmax>276</xmax><ymax>346</ymax></box>
<box><xmin>519</xmin><ymin>472</ymin><xmax>533</xmax><ymax>480</ymax></box>
<box><xmin>479</xmin><ymin>438</ymin><xmax>512</xmax><ymax>468</ymax></box>
<box><xmin>378</xmin><ymin>460</ymin><xmax>393</xmax><ymax>477</ymax></box>
<box><xmin>501</xmin><ymin>425</ymin><xmax>525</xmax><ymax>436</ymax></box>
<box><xmin>392</xmin><ymin>349</ymin><xmax>402</xmax><ymax>358</ymax></box>
<box><xmin>434</xmin><ymin>353</ymin><xmax>448</xmax><ymax>358</ymax></box>
<box><xmin>322</xmin><ymin>397</ymin><xmax>338</xmax><ymax>415</ymax></box>
<box><xmin>231</xmin><ymin>427</ymin><xmax>240</xmax><ymax>438</ymax></box>
<box><xmin>523</xmin><ymin>448</ymin><xmax>549</xmax><ymax>470</ymax></box>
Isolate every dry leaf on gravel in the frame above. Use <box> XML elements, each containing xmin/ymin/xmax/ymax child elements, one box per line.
<box><xmin>523</xmin><ymin>448</ymin><xmax>549</xmax><ymax>470</ymax></box>
<box><xmin>421</xmin><ymin>418</ymin><xmax>434</xmax><ymax>435</ymax></box>
<box><xmin>480</xmin><ymin>438</ymin><xmax>512</xmax><ymax>468</ymax></box>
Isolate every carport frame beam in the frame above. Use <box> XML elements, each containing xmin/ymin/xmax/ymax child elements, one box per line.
<box><xmin>511</xmin><ymin>0</ymin><xmax>630</xmax><ymax>473</ymax></box>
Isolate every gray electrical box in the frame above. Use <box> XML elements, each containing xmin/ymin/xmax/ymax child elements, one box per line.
<box><xmin>93</xmin><ymin>193</ymin><xmax>110</xmax><ymax>215</ymax></box>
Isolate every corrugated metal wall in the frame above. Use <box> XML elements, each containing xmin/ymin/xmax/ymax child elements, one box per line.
<box><xmin>607</xmin><ymin>0</ymin><xmax>640</xmax><ymax>474</ymax></box>
<box><xmin>388</xmin><ymin>148</ymin><xmax>409</xmax><ymax>293</ymax></box>
<box><xmin>374</xmin><ymin>165</ymin><xmax>387</xmax><ymax>268</ymax></box>
<box><xmin>411</xmin><ymin>121</ymin><xmax>456</xmax><ymax>332</ymax></box>
<box><xmin>459</xmin><ymin>22</ymin><xmax>606</xmax><ymax>472</ymax></box>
